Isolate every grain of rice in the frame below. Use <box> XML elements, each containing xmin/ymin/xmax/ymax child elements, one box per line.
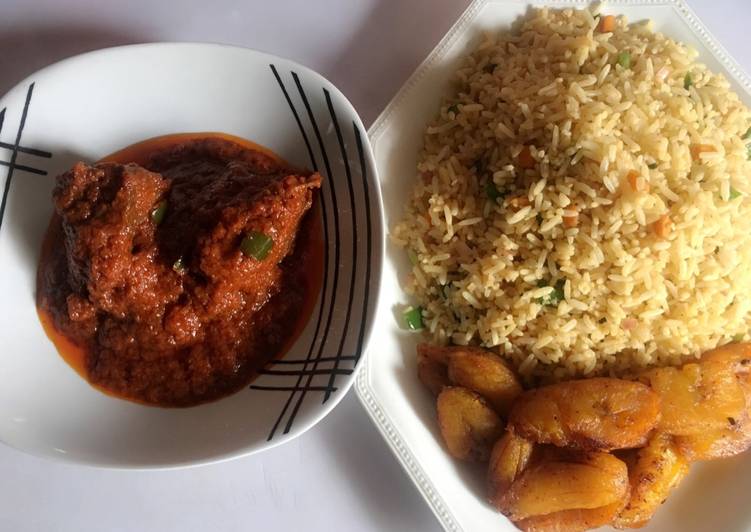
<box><xmin>455</xmin><ymin>217</ymin><xmax>483</xmax><ymax>228</ymax></box>
<box><xmin>507</xmin><ymin>206</ymin><xmax>532</xmax><ymax>224</ymax></box>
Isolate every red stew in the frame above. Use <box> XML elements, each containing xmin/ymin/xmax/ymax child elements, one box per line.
<box><xmin>37</xmin><ymin>133</ymin><xmax>324</xmax><ymax>406</ymax></box>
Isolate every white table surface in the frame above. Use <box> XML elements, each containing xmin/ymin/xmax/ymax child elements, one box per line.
<box><xmin>1</xmin><ymin>1</ymin><xmax>750</xmax><ymax>531</ymax></box>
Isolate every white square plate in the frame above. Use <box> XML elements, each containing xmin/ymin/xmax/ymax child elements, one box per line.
<box><xmin>357</xmin><ymin>1</ymin><xmax>751</xmax><ymax>530</ymax></box>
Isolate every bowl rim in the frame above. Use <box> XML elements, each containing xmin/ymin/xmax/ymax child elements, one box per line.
<box><xmin>0</xmin><ymin>41</ymin><xmax>386</xmax><ymax>470</ymax></box>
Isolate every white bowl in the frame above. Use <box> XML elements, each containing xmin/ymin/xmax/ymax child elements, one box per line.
<box><xmin>0</xmin><ymin>43</ymin><xmax>383</xmax><ymax>468</ymax></box>
<box><xmin>357</xmin><ymin>1</ymin><xmax>751</xmax><ymax>531</ymax></box>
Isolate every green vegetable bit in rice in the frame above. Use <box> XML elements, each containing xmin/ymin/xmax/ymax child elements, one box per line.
<box><xmin>403</xmin><ymin>306</ymin><xmax>424</xmax><ymax>331</ymax></box>
<box><xmin>684</xmin><ymin>72</ymin><xmax>693</xmax><ymax>89</ymax></box>
<box><xmin>617</xmin><ymin>51</ymin><xmax>631</xmax><ymax>69</ymax></box>
<box><xmin>536</xmin><ymin>279</ymin><xmax>566</xmax><ymax>307</ymax></box>
<box><xmin>407</xmin><ymin>249</ymin><xmax>419</xmax><ymax>265</ymax></box>
<box><xmin>392</xmin><ymin>6</ymin><xmax>751</xmax><ymax>380</ymax></box>
<box><xmin>485</xmin><ymin>182</ymin><xmax>504</xmax><ymax>201</ymax></box>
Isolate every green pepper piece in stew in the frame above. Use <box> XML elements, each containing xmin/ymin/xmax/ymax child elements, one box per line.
<box><xmin>241</xmin><ymin>231</ymin><xmax>274</xmax><ymax>260</ymax></box>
